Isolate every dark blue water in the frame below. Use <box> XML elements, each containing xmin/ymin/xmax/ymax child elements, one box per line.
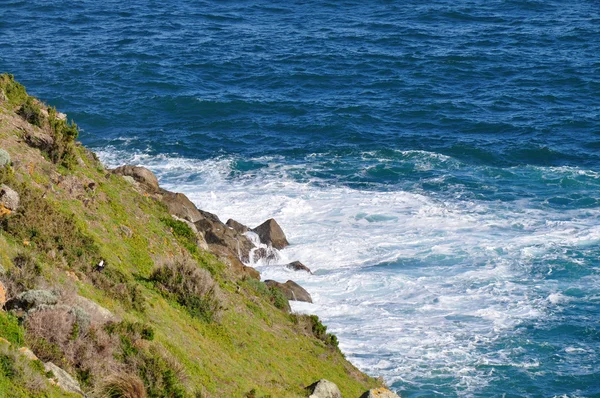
<box><xmin>2</xmin><ymin>1</ymin><xmax>600</xmax><ymax>396</ymax></box>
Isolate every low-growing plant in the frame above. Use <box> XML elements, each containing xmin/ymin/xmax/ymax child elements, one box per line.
<box><xmin>96</xmin><ymin>373</ymin><xmax>147</xmax><ymax>398</ymax></box>
<box><xmin>89</xmin><ymin>269</ymin><xmax>146</xmax><ymax>312</ymax></box>
<box><xmin>0</xmin><ymin>312</ymin><xmax>25</xmax><ymax>345</ymax></box>
<box><xmin>1</xmin><ymin>252</ymin><xmax>42</xmax><ymax>299</ymax></box>
<box><xmin>150</xmin><ymin>259</ymin><xmax>222</xmax><ymax>323</ymax></box>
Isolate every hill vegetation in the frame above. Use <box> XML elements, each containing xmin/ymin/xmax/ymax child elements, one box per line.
<box><xmin>0</xmin><ymin>74</ymin><xmax>382</xmax><ymax>397</ymax></box>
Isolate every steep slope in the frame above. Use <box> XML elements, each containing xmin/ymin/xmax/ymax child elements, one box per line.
<box><xmin>0</xmin><ymin>74</ymin><xmax>382</xmax><ymax>397</ymax></box>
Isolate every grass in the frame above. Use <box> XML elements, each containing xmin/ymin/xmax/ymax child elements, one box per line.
<box><xmin>0</xmin><ymin>75</ymin><xmax>381</xmax><ymax>397</ymax></box>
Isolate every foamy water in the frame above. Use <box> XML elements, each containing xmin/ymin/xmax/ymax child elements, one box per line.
<box><xmin>97</xmin><ymin>148</ymin><xmax>600</xmax><ymax>396</ymax></box>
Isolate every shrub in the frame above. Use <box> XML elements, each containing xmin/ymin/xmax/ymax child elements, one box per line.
<box><xmin>97</xmin><ymin>373</ymin><xmax>147</xmax><ymax>398</ymax></box>
<box><xmin>298</xmin><ymin>315</ymin><xmax>340</xmax><ymax>350</ymax></box>
<box><xmin>0</xmin><ymin>148</ymin><xmax>10</xmax><ymax>168</ymax></box>
<box><xmin>47</xmin><ymin>106</ymin><xmax>79</xmax><ymax>168</ymax></box>
<box><xmin>17</xmin><ymin>97</ymin><xmax>43</xmax><ymax>127</ymax></box>
<box><xmin>25</xmin><ymin>306</ymin><xmax>119</xmax><ymax>387</ymax></box>
<box><xmin>0</xmin><ymin>73</ymin><xmax>28</xmax><ymax>106</ymax></box>
<box><xmin>89</xmin><ymin>269</ymin><xmax>146</xmax><ymax>312</ymax></box>
<box><xmin>0</xmin><ymin>339</ymin><xmax>51</xmax><ymax>392</ymax></box>
<box><xmin>150</xmin><ymin>260</ymin><xmax>222</xmax><ymax>323</ymax></box>
<box><xmin>244</xmin><ymin>279</ymin><xmax>290</xmax><ymax>311</ymax></box>
<box><xmin>1</xmin><ymin>253</ymin><xmax>42</xmax><ymax>299</ymax></box>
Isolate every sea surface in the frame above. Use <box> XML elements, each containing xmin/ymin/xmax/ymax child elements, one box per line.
<box><xmin>2</xmin><ymin>1</ymin><xmax>600</xmax><ymax>396</ymax></box>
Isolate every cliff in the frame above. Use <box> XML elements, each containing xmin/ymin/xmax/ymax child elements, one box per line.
<box><xmin>0</xmin><ymin>74</ymin><xmax>386</xmax><ymax>397</ymax></box>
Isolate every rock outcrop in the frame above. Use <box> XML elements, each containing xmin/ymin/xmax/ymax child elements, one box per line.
<box><xmin>265</xmin><ymin>280</ymin><xmax>312</xmax><ymax>303</ymax></box>
<box><xmin>161</xmin><ymin>190</ymin><xmax>203</xmax><ymax>223</ymax></box>
<box><xmin>0</xmin><ymin>184</ymin><xmax>19</xmax><ymax>211</ymax></box>
<box><xmin>252</xmin><ymin>218</ymin><xmax>289</xmax><ymax>249</ymax></box>
<box><xmin>44</xmin><ymin>362</ymin><xmax>85</xmax><ymax>396</ymax></box>
<box><xmin>359</xmin><ymin>388</ymin><xmax>402</xmax><ymax>398</ymax></box>
<box><xmin>112</xmin><ymin>165</ymin><xmax>160</xmax><ymax>193</ymax></box>
<box><xmin>286</xmin><ymin>260</ymin><xmax>312</xmax><ymax>273</ymax></box>
<box><xmin>306</xmin><ymin>379</ymin><xmax>342</xmax><ymax>398</ymax></box>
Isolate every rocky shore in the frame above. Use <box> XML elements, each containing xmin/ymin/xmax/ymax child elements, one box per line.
<box><xmin>0</xmin><ymin>74</ymin><xmax>400</xmax><ymax>397</ymax></box>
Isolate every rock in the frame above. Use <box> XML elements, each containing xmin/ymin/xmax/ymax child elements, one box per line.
<box><xmin>18</xmin><ymin>347</ymin><xmax>39</xmax><ymax>361</ymax></box>
<box><xmin>264</xmin><ymin>280</ymin><xmax>312</xmax><ymax>303</ymax></box>
<box><xmin>0</xmin><ymin>184</ymin><xmax>19</xmax><ymax>211</ymax></box>
<box><xmin>122</xmin><ymin>175</ymin><xmax>136</xmax><ymax>185</ymax></box>
<box><xmin>0</xmin><ymin>149</ymin><xmax>10</xmax><ymax>168</ymax></box>
<box><xmin>252</xmin><ymin>218</ymin><xmax>289</xmax><ymax>249</ymax></box>
<box><xmin>198</xmin><ymin>218</ymin><xmax>255</xmax><ymax>263</ymax></box>
<box><xmin>359</xmin><ymin>388</ymin><xmax>401</xmax><ymax>398</ymax></box>
<box><xmin>161</xmin><ymin>190</ymin><xmax>203</xmax><ymax>223</ymax></box>
<box><xmin>286</xmin><ymin>261</ymin><xmax>312</xmax><ymax>273</ymax></box>
<box><xmin>68</xmin><ymin>295</ymin><xmax>118</xmax><ymax>325</ymax></box>
<box><xmin>24</xmin><ymin>130</ymin><xmax>54</xmax><ymax>152</ymax></box>
<box><xmin>44</xmin><ymin>362</ymin><xmax>85</xmax><ymax>396</ymax></box>
<box><xmin>119</xmin><ymin>225</ymin><xmax>133</xmax><ymax>238</ymax></box>
<box><xmin>226</xmin><ymin>218</ymin><xmax>249</xmax><ymax>234</ymax></box>
<box><xmin>112</xmin><ymin>165</ymin><xmax>159</xmax><ymax>193</ymax></box>
<box><xmin>243</xmin><ymin>265</ymin><xmax>260</xmax><ymax>280</ymax></box>
<box><xmin>306</xmin><ymin>379</ymin><xmax>342</xmax><ymax>398</ymax></box>
<box><xmin>4</xmin><ymin>290</ymin><xmax>58</xmax><ymax>312</ymax></box>
<box><xmin>0</xmin><ymin>89</ymin><xmax>7</xmax><ymax>103</ymax></box>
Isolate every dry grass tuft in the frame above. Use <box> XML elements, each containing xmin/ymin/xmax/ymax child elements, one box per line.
<box><xmin>96</xmin><ymin>373</ymin><xmax>147</xmax><ymax>398</ymax></box>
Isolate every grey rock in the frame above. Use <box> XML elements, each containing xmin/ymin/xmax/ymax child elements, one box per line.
<box><xmin>119</xmin><ymin>225</ymin><xmax>133</xmax><ymax>238</ymax></box>
<box><xmin>44</xmin><ymin>362</ymin><xmax>85</xmax><ymax>396</ymax></box>
<box><xmin>359</xmin><ymin>388</ymin><xmax>401</xmax><ymax>398</ymax></box>
<box><xmin>286</xmin><ymin>261</ymin><xmax>312</xmax><ymax>273</ymax></box>
<box><xmin>306</xmin><ymin>379</ymin><xmax>342</xmax><ymax>398</ymax></box>
<box><xmin>18</xmin><ymin>347</ymin><xmax>39</xmax><ymax>361</ymax></box>
<box><xmin>0</xmin><ymin>149</ymin><xmax>10</xmax><ymax>168</ymax></box>
<box><xmin>24</xmin><ymin>131</ymin><xmax>54</xmax><ymax>152</ymax></box>
<box><xmin>252</xmin><ymin>218</ymin><xmax>289</xmax><ymax>249</ymax></box>
<box><xmin>226</xmin><ymin>218</ymin><xmax>249</xmax><ymax>234</ymax></box>
<box><xmin>0</xmin><ymin>184</ymin><xmax>19</xmax><ymax>211</ymax></box>
<box><xmin>112</xmin><ymin>165</ymin><xmax>159</xmax><ymax>193</ymax></box>
<box><xmin>264</xmin><ymin>280</ymin><xmax>312</xmax><ymax>303</ymax></box>
<box><xmin>69</xmin><ymin>295</ymin><xmax>117</xmax><ymax>325</ymax></box>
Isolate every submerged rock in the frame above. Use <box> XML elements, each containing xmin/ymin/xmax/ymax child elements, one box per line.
<box><xmin>252</xmin><ymin>218</ymin><xmax>289</xmax><ymax>249</ymax></box>
<box><xmin>265</xmin><ymin>280</ymin><xmax>312</xmax><ymax>303</ymax></box>
<box><xmin>306</xmin><ymin>379</ymin><xmax>342</xmax><ymax>398</ymax></box>
<box><xmin>359</xmin><ymin>388</ymin><xmax>401</xmax><ymax>398</ymax></box>
<box><xmin>286</xmin><ymin>260</ymin><xmax>312</xmax><ymax>273</ymax></box>
<box><xmin>113</xmin><ymin>165</ymin><xmax>159</xmax><ymax>193</ymax></box>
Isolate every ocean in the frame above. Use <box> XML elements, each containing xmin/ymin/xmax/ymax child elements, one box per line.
<box><xmin>1</xmin><ymin>0</ymin><xmax>599</xmax><ymax>396</ymax></box>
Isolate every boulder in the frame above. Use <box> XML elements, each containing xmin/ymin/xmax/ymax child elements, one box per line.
<box><xmin>112</xmin><ymin>165</ymin><xmax>159</xmax><ymax>193</ymax></box>
<box><xmin>0</xmin><ymin>149</ymin><xmax>10</xmax><ymax>168</ymax></box>
<box><xmin>286</xmin><ymin>261</ymin><xmax>312</xmax><ymax>273</ymax></box>
<box><xmin>198</xmin><ymin>219</ymin><xmax>255</xmax><ymax>263</ymax></box>
<box><xmin>264</xmin><ymin>280</ymin><xmax>312</xmax><ymax>303</ymax></box>
<box><xmin>161</xmin><ymin>190</ymin><xmax>203</xmax><ymax>223</ymax></box>
<box><xmin>0</xmin><ymin>280</ymin><xmax>6</xmax><ymax>308</ymax></box>
<box><xmin>226</xmin><ymin>218</ymin><xmax>249</xmax><ymax>234</ymax></box>
<box><xmin>4</xmin><ymin>290</ymin><xmax>58</xmax><ymax>312</ymax></box>
<box><xmin>251</xmin><ymin>247</ymin><xmax>279</xmax><ymax>263</ymax></box>
<box><xmin>359</xmin><ymin>388</ymin><xmax>401</xmax><ymax>398</ymax></box>
<box><xmin>252</xmin><ymin>218</ymin><xmax>289</xmax><ymax>249</ymax></box>
<box><xmin>18</xmin><ymin>347</ymin><xmax>39</xmax><ymax>361</ymax></box>
<box><xmin>24</xmin><ymin>130</ymin><xmax>54</xmax><ymax>153</ymax></box>
<box><xmin>306</xmin><ymin>379</ymin><xmax>342</xmax><ymax>398</ymax></box>
<box><xmin>68</xmin><ymin>295</ymin><xmax>118</xmax><ymax>325</ymax></box>
<box><xmin>0</xmin><ymin>184</ymin><xmax>19</xmax><ymax>211</ymax></box>
<box><xmin>44</xmin><ymin>362</ymin><xmax>85</xmax><ymax>396</ymax></box>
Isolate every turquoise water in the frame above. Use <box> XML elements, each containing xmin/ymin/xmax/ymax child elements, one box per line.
<box><xmin>2</xmin><ymin>1</ymin><xmax>600</xmax><ymax>396</ymax></box>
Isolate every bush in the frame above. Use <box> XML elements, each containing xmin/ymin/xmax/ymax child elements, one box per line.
<box><xmin>25</xmin><ymin>306</ymin><xmax>119</xmax><ymax>387</ymax></box>
<box><xmin>0</xmin><ymin>253</ymin><xmax>42</xmax><ymax>300</ymax></box>
<box><xmin>150</xmin><ymin>260</ymin><xmax>222</xmax><ymax>323</ymax></box>
<box><xmin>0</xmin><ymin>74</ymin><xmax>28</xmax><ymax>106</ymax></box>
<box><xmin>0</xmin><ymin>148</ymin><xmax>10</xmax><ymax>168</ymax></box>
<box><xmin>17</xmin><ymin>97</ymin><xmax>43</xmax><ymax>127</ymax></box>
<box><xmin>0</xmin><ymin>338</ymin><xmax>53</xmax><ymax>392</ymax></box>
<box><xmin>47</xmin><ymin>106</ymin><xmax>79</xmax><ymax>168</ymax></box>
<box><xmin>299</xmin><ymin>315</ymin><xmax>340</xmax><ymax>350</ymax></box>
<box><xmin>244</xmin><ymin>279</ymin><xmax>290</xmax><ymax>311</ymax></box>
<box><xmin>89</xmin><ymin>269</ymin><xmax>146</xmax><ymax>312</ymax></box>
<box><xmin>97</xmin><ymin>373</ymin><xmax>147</xmax><ymax>398</ymax></box>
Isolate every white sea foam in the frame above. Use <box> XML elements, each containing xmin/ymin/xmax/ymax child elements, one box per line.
<box><xmin>97</xmin><ymin>148</ymin><xmax>600</xmax><ymax>395</ymax></box>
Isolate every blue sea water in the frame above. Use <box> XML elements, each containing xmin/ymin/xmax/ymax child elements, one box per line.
<box><xmin>2</xmin><ymin>0</ymin><xmax>600</xmax><ymax>396</ymax></box>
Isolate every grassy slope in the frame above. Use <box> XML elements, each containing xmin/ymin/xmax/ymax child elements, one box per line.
<box><xmin>0</xmin><ymin>76</ymin><xmax>380</xmax><ymax>397</ymax></box>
